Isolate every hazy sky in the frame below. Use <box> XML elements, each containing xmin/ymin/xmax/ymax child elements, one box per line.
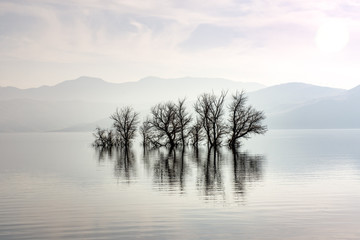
<box><xmin>1</xmin><ymin>0</ymin><xmax>360</xmax><ymax>89</ymax></box>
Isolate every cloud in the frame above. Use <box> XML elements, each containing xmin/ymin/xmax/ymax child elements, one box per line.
<box><xmin>180</xmin><ymin>24</ymin><xmax>243</xmax><ymax>50</ymax></box>
<box><xmin>1</xmin><ymin>0</ymin><xmax>360</xmax><ymax>88</ymax></box>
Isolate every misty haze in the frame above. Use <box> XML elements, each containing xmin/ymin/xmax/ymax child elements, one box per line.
<box><xmin>1</xmin><ymin>1</ymin><xmax>360</xmax><ymax>240</ymax></box>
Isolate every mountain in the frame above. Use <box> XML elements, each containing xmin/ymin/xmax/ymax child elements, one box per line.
<box><xmin>59</xmin><ymin>81</ymin><xmax>355</xmax><ymax>132</ymax></box>
<box><xmin>0</xmin><ymin>99</ymin><xmax>118</xmax><ymax>132</ymax></box>
<box><xmin>0</xmin><ymin>76</ymin><xmax>265</xmax><ymax>103</ymax></box>
<box><xmin>0</xmin><ymin>76</ymin><xmax>265</xmax><ymax>132</ymax></box>
<box><xmin>248</xmin><ymin>82</ymin><xmax>345</xmax><ymax>114</ymax></box>
<box><xmin>267</xmin><ymin>85</ymin><xmax>360</xmax><ymax>129</ymax></box>
<box><xmin>136</xmin><ymin>76</ymin><xmax>264</xmax><ymax>101</ymax></box>
<box><xmin>0</xmin><ymin>77</ymin><xmax>120</xmax><ymax>102</ymax></box>
<box><xmin>0</xmin><ymin>76</ymin><xmax>358</xmax><ymax>132</ymax></box>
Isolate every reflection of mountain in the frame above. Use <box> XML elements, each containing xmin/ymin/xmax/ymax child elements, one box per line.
<box><xmin>94</xmin><ymin>146</ymin><xmax>264</xmax><ymax>203</ymax></box>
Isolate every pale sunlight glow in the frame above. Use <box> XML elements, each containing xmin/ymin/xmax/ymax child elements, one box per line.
<box><xmin>315</xmin><ymin>19</ymin><xmax>350</xmax><ymax>54</ymax></box>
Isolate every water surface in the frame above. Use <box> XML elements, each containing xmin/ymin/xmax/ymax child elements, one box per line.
<box><xmin>0</xmin><ymin>130</ymin><xmax>360</xmax><ymax>239</ymax></box>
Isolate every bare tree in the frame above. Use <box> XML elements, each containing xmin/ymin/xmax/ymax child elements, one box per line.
<box><xmin>93</xmin><ymin>127</ymin><xmax>106</xmax><ymax>147</ymax></box>
<box><xmin>139</xmin><ymin>117</ymin><xmax>153</xmax><ymax>147</ymax></box>
<box><xmin>194</xmin><ymin>93</ymin><xmax>211</xmax><ymax>146</ymax></box>
<box><xmin>194</xmin><ymin>91</ymin><xmax>227</xmax><ymax>148</ymax></box>
<box><xmin>93</xmin><ymin>127</ymin><xmax>115</xmax><ymax>147</ymax></box>
<box><xmin>111</xmin><ymin>106</ymin><xmax>139</xmax><ymax>148</ymax></box>
<box><xmin>176</xmin><ymin>98</ymin><xmax>192</xmax><ymax>146</ymax></box>
<box><xmin>149</xmin><ymin>101</ymin><xmax>180</xmax><ymax>148</ymax></box>
<box><xmin>189</xmin><ymin>118</ymin><xmax>204</xmax><ymax>147</ymax></box>
<box><xmin>227</xmin><ymin>91</ymin><xmax>267</xmax><ymax>149</ymax></box>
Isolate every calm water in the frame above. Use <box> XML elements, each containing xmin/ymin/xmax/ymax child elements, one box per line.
<box><xmin>0</xmin><ymin>130</ymin><xmax>360</xmax><ymax>239</ymax></box>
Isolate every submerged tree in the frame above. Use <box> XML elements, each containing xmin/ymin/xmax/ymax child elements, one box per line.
<box><xmin>176</xmin><ymin>98</ymin><xmax>192</xmax><ymax>146</ymax></box>
<box><xmin>139</xmin><ymin>118</ymin><xmax>152</xmax><ymax>147</ymax></box>
<box><xmin>227</xmin><ymin>91</ymin><xmax>267</xmax><ymax>149</ymax></box>
<box><xmin>194</xmin><ymin>91</ymin><xmax>227</xmax><ymax>148</ymax></box>
<box><xmin>148</xmin><ymin>101</ymin><xmax>180</xmax><ymax>148</ymax></box>
<box><xmin>189</xmin><ymin>118</ymin><xmax>204</xmax><ymax>147</ymax></box>
<box><xmin>93</xmin><ymin>127</ymin><xmax>114</xmax><ymax>147</ymax></box>
<box><xmin>110</xmin><ymin>106</ymin><xmax>140</xmax><ymax>148</ymax></box>
<box><xmin>93</xmin><ymin>91</ymin><xmax>267</xmax><ymax>151</ymax></box>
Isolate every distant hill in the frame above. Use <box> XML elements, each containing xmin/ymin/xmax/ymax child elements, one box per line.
<box><xmin>0</xmin><ymin>76</ymin><xmax>358</xmax><ymax>132</ymax></box>
<box><xmin>0</xmin><ymin>76</ymin><xmax>265</xmax><ymax>103</ymax></box>
<box><xmin>52</xmin><ymin>81</ymin><xmax>360</xmax><ymax>132</ymax></box>
<box><xmin>248</xmin><ymin>82</ymin><xmax>345</xmax><ymax>114</ymax></box>
<box><xmin>0</xmin><ymin>76</ymin><xmax>264</xmax><ymax>132</ymax></box>
<box><xmin>0</xmin><ymin>99</ymin><xmax>118</xmax><ymax>132</ymax></box>
<box><xmin>267</xmin><ymin>85</ymin><xmax>360</xmax><ymax>129</ymax></box>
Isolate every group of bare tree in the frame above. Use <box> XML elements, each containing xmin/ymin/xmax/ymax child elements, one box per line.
<box><xmin>93</xmin><ymin>90</ymin><xmax>267</xmax><ymax>150</ymax></box>
<box><xmin>93</xmin><ymin>106</ymin><xmax>139</xmax><ymax>148</ymax></box>
<box><xmin>194</xmin><ymin>91</ymin><xmax>227</xmax><ymax>148</ymax></box>
<box><xmin>139</xmin><ymin>98</ymin><xmax>192</xmax><ymax>149</ymax></box>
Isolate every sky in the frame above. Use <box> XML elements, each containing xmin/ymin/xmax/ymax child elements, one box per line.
<box><xmin>1</xmin><ymin>0</ymin><xmax>360</xmax><ymax>89</ymax></box>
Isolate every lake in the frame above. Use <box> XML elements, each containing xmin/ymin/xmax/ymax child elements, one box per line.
<box><xmin>1</xmin><ymin>130</ymin><xmax>360</xmax><ymax>239</ymax></box>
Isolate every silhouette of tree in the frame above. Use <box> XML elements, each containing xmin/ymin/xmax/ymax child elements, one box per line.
<box><xmin>189</xmin><ymin>118</ymin><xmax>204</xmax><ymax>147</ymax></box>
<box><xmin>93</xmin><ymin>127</ymin><xmax>115</xmax><ymax>147</ymax></box>
<box><xmin>194</xmin><ymin>91</ymin><xmax>227</xmax><ymax>148</ymax></box>
<box><xmin>93</xmin><ymin>90</ymin><xmax>267</xmax><ymax>151</ymax></box>
<box><xmin>111</xmin><ymin>106</ymin><xmax>139</xmax><ymax>148</ymax></box>
<box><xmin>149</xmin><ymin>101</ymin><xmax>181</xmax><ymax>148</ymax></box>
<box><xmin>176</xmin><ymin>98</ymin><xmax>192</xmax><ymax>146</ymax></box>
<box><xmin>139</xmin><ymin>118</ymin><xmax>152</xmax><ymax>147</ymax></box>
<box><xmin>227</xmin><ymin>91</ymin><xmax>267</xmax><ymax>149</ymax></box>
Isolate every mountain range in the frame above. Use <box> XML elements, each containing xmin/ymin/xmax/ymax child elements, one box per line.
<box><xmin>0</xmin><ymin>76</ymin><xmax>263</xmax><ymax>103</ymax></box>
<box><xmin>0</xmin><ymin>76</ymin><xmax>358</xmax><ymax>132</ymax></box>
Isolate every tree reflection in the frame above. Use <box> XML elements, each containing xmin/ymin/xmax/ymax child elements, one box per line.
<box><xmin>152</xmin><ymin>147</ymin><xmax>189</xmax><ymax>193</ymax></box>
<box><xmin>94</xmin><ymin>146</ymin><xmax>136</xmax><ymax>183</ymax></box>
<box><xmin>232</xmin><ymin>150</ymin><xmax>263</xmax><ymax>201</ymax></box>
<box><xmin>114</xmin><ymin>147</ymin><xmax>136</xmax><ymax>182</ymax></box>
<box><xmin>94</xmin><ymin>146</ymin><xmax>114</xmax><ymax>162</ymax></box>
<box><xmin>94</xmin><ymin>145</ymin><xmax>264</xmax><ymax>203</ymax></box>
<box><xmin>196</xmin><ymin>148</ymin><xmax>225</xmax><ymax>201</ymax></box>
